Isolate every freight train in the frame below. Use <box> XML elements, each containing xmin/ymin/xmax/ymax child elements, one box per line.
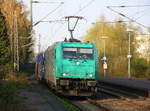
<box><xmin>35</xmin><ymin>40</ymin><xmax>99</xmax><ymax>96</ymax></box>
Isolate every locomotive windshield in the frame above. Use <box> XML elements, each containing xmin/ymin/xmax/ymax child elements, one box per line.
<box><xmin>79</xmin><ymin>48</ymin><xmax>93</xmax><ymax>59</ymax></box>
<box><xmin>63</xmin><ymin>47</ymin><xmax>93</xmax><ymax>59</ymax></box>
<box><xmin>63</xmin><ymin>48</ymin><xmax>77</xmax><ymax>59</ymax></box>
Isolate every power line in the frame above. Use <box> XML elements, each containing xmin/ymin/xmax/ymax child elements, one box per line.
<box><xmin>93</xmin><ymin>20</ymin><xmax>129</xmax><ymax>24</ymax></box>
<box><xmin>117</xmin><ymin>0</ymin><xmax>127</xmax><ymax>5</ymax></box>
<box><xmin>107</xmin><ymin>6</ymin><xmax>148</xmax><ymax>29</ymax></box>
<box><xmin>74</xmin><ymin>0</ymin><xmax>95</xmax><ymax>15</ymax></box>
<box><xmin>32</xmin><ymin>1</ymin><xmax>64</xmax><ymax>4</ymax></box>
<box><xmin>110</xmin><ymin>5</ymin><xmax>150</xmax><ymax>21</ymax></box>
<box><xmin>131</xmin><ymin>8</ymin><xmax>150</xmax><ymax>16</ymax></box>
<box><xmin>133</xmin><ymin>8</ymin><xmax>150</xmax><ymax>20</ymax></box>
<box><xmin>134</xmin><ymin>13</ymin><xmax>147</xmax><ymax>21</ymax></box>
<box><xmin>107</xmin><ymin>5</ymin><xmax>150</xmax><ymax>27</ymax></box>
<box><xmin>33</xmin><ymin>2</ymin><xmax>64</xmax><ymax>26</ymax></box>
<box><xmin>52</xmin><ymin>23</ymin><xmax>66</xmax><ymax>39</ymax></box>
<box><xmin>107</xmin><ymin>5</ymin><xmax>150</xmax><ymax>8</ymax></box>
<box><xmin>40</xmin><ymin>20</ymin><xmax>66</xmax><ymax>23</ymax></box>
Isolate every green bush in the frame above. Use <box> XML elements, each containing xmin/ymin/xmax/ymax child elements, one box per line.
<box><xmin>0</xmin><ymin>63</ymin><xmax>13</xmax><ymax>80</ymax></box>
<box><xmin>0</xmin><ymin>81</ymin><xmax>17</xmax><ymax>111</ymax></box>
<box><xmin>0</xmin><ymin>71</ymin><xmax>32</xmax><ymax>111</ymax></box>
<box><xmin>132</xmin><ymin>58</ymin><xmax>149</xmax><ymax>78</ymax></box>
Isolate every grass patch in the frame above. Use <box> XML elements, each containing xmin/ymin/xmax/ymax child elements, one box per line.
<box><xmin>43</xmin><ymin>87</ymin><xmax>80</xmax><ymax>111</ymax></box>
<box><xmin>55</xmin><ymin>96</ymin><xmax>80</xmax><ymax>111</ymax></box>
<box><xmin>0</xmin><ymin>72</ymin><xmax>32</xmax><ymax>111</ymax></box>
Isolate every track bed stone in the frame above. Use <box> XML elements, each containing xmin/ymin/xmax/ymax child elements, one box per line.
<box><xmin>96</xmin><ymin>98</ymin><xmax>150</xmax><ymax>111</ymax></box>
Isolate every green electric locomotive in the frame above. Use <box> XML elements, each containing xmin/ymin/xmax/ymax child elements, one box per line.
<box><xmin>43</xmin><ymin>41</ymin><xmax>99</xmax><ymax>96</ymax></box>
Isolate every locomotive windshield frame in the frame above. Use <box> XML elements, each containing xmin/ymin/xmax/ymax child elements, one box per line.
<box><xmin>63</xmin><ymin>47</ymin><xmax>94</xmax><ymax>59</ymax></box>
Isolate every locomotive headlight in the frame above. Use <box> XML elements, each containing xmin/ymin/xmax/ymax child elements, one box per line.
<box><xmin>76</xmin><ymin>61</ymin><xmax>80</xmax><ymax>65</ymax></box>
<box><xmin>62</xmin><ymin>73</ymin><xmax>67</xmax><ymax>76</ymax></box>
<box><xmin>89</xmin><ymin>74</ymin><xmax>93</xmax><ymax>77</ymax></box>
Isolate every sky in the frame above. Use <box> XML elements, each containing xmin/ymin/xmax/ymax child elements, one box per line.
<box><xmin>21</xmin><ymin>0</ymin><xmax>150</xmax><ymax>53</ymax></box>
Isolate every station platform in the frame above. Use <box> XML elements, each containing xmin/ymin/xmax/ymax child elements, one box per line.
<box><xmin>99</xmin><ymin>77</ymin><xmax>150</xmax><ymax>90</ymax></box>
<box><xmin>98</xmin><ymin>77</ymin><xmax>150</xmax><ymax>97</ymax></box>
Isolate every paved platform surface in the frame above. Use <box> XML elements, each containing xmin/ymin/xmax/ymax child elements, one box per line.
<box><xmin>99</xmin><ymin>77</ymin><xmax>150</xmax><ymax>91</ymax></box>
<box><xmin>18</xmin><ymin>80</ymin><xmax>68</xmax><ymax>111</ymax></box>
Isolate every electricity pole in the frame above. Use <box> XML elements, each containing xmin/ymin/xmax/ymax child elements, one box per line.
<box><xmin>127</xmin><ymin>28</ymin><xmax>133</xmax><ymax>78</ymax></box>
<box><xmin>101</xmin><ymin>36</ymin><xmax>108</xmax><ymax>77</ymax></box>
<box><xmin>30</xmin><ymin>0</ymin><xmax>33</xmax><ymax>31</ymax></box>
<box><xmin>14</xmin><ymin>11</ymin><xmax>19</xmax><ymax>71</ymax></box>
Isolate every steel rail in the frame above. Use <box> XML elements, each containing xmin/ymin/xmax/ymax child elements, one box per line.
<box><xmin>98</xmin><ymin>84</ymin><xmax>145</xmax><ymax>99</ymax></box>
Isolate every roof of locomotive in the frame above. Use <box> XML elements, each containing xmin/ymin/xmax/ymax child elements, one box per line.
<box><xmin>61</xmin><ymin>42</ymin><xmax>94</xmax><ymax>48</ymax></box>
<box><xmin>46</xmin><ymin>41</ymin><xmax>96</xmax><ymax>51</ymax></box>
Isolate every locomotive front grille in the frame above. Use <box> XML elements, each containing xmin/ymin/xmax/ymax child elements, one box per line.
<box><xmin>60</xmin><ymin>79</ymin><xmax>69</xmax><ymax>86</ymax></box>
<box><xmin>87</xmin><ymin>81</ymin><xmax>97</xmax><ymax>86</ymax></box>
<box><xmin>59</xmin><ymin>79</ymin><xmax>97</xmax><ymax>88</ymax></box>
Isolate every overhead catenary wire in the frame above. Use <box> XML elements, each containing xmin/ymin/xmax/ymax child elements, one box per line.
<box><xmin>40</xmin><ymin>20</ymin><xmax>66</xmax><ymax>23</ymax></box>
<box><xmin>33</xmin><ymin>2</ymin><xmax>64</xmax><ymax>26</ymax></box>
<box><xmin>134</xmin><ymin>13</ymin><xmax>147</xmax><ymax>21</ymax></box>
<box><xmin>40</xmin><ymin>19</ymin><xmax>66</xmax><ymax>40</ymax></box>
<box><xmin>107</xmin><ymin>5</ymin><xmax>150</xmax><ymax>8</ymax></box>
<box><xmin>47</xmin><ymin>3</ymin><xmax>68</xmax><ymax>41</ymax></box>
<box><xmin>32</xmin><ymin>1</ymin><xmax>64</xmax><ymax>4</ymax></box>
<box><xmin>110</xmin><ymin>5</ymin><xmax>150</xmax><ymax>21</ymax></box>
<box><xmin>92</xmin><ymin>20</ymin><xmax>130</xmax><ymax>24</ymax></box>
<box><xmin>131</xmin><ymin>8</ymin><xmax>150</xmax><ymax>16</ymax></box>
<box><xmin>133</xmin><ymin>8</ymin><xmax>150</xmax><ymax>20</ymax></box>
<box><xmin>74</xmin><ymin>0</ymin><xmax>95</xmax><ymax>15</ymax></box>
<box><xmin>53</xmin><ymin>23</ymin><xmax>68</xmax><ymax>39</ymax></box>
<box><xmin>107</xmin><ymin>6</ymin><xmax>148</xmax><ymax>29</ymax></box>
<box><xmin>46</xmin><ymin>0</ymin><xmax>93</xmax><ymax>40</ymax></box>
<box><xmin>117</xmin><ymin>0</ymin><xmax>127</xmax><ymax>5</ymax></box>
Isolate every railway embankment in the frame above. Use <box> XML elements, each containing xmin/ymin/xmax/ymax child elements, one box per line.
<box><xmin>0</xmin><ymin>72</ymin><xmax>80</xmax><ymax>111</ymax></box>
<box><xmin>0</xmin><ymin>72</ymin><xmax>32</xmax><ymax>111</ymax></box>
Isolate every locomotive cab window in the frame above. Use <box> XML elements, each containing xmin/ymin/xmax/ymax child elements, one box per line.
<box><xmin>63</xmin><ymin>48</ymin><xmax>77</xmax><ymax>59</ymax></box>
<box><xmin>63</xmin><ymin>47</ymin><xmax>93</xmax><ymax>59</ymax></box>
<box><xmin>79</xmin><ymin>48</ymin><xmax>93</xmax><ymax>59</ymax></box>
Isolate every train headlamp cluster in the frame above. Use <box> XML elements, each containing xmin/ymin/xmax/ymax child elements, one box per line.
<box><xmin>86</xmin><ymin>74</ymin><xmax>93</xmax><ymax>77</ymax></box>
<box><xmin>62</xmin><ymin>73</ymin><xmax>67</xmax><ymax>76</ymax></box>
<box><xmin>76</xmin><ymin>61</ymin><xmax>80</xmax><ymax>65</ymax></box>
<box><xmin>89</xmin><ymin>74</ymin><xmax>93</xmax><ymax>77</ymax></box>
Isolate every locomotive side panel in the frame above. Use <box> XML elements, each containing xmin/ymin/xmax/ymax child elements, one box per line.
<box><xmin>55</xmin><ymin>43</ymin><xmax>63</xmax><ymax>79</ymax></box>
<box><xmin>44</xmin><ymin>44</ymin><xmax>57</xmax><ymax>86</ymax></box>
<box><xmin>35</xmin><ymin>53</ymin><xmax>44</xmax><ymax>81</ymax></box>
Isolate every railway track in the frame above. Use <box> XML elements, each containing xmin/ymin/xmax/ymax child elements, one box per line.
<box><xmin>82</xmin><ymin>92</ymin><xmax>150</xmax><ymax>111</ymax></box>
<box><xmin>99</xmin><ymin>78</ymin><xmax>150</xmax><ymax>98</ymax></box>
<box><xmin>43</xmin><ymin>80</ymin><xmax>150</xmax><ymax>111</ymax></box>
<box><xmin>46</xmin><ymin>85</ymin><xmax>150</xmax><ymax>111</ymax></box>
<box><xmin>57</xmin><ymin>82</ymin><xmax>147</xmax><ymax>111</ymax></box>
<box><xmin>97</xmin><ymin>85</ymin><xmax>142</xmax><ymax>99</ymax></box>
<box><xmin>39</xmin><ymin>80</ymin><xmax>104</xmax><ymax>111</ymax></box>
<box><xmin>71</xmin><ymin>99</ymin><xmax>103</xmax><ymax>111</ymax></box>
<box><xmin>89</xmin><ymin>83</ymin><xmax>150</xmax><ymax>111</ymax></box>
